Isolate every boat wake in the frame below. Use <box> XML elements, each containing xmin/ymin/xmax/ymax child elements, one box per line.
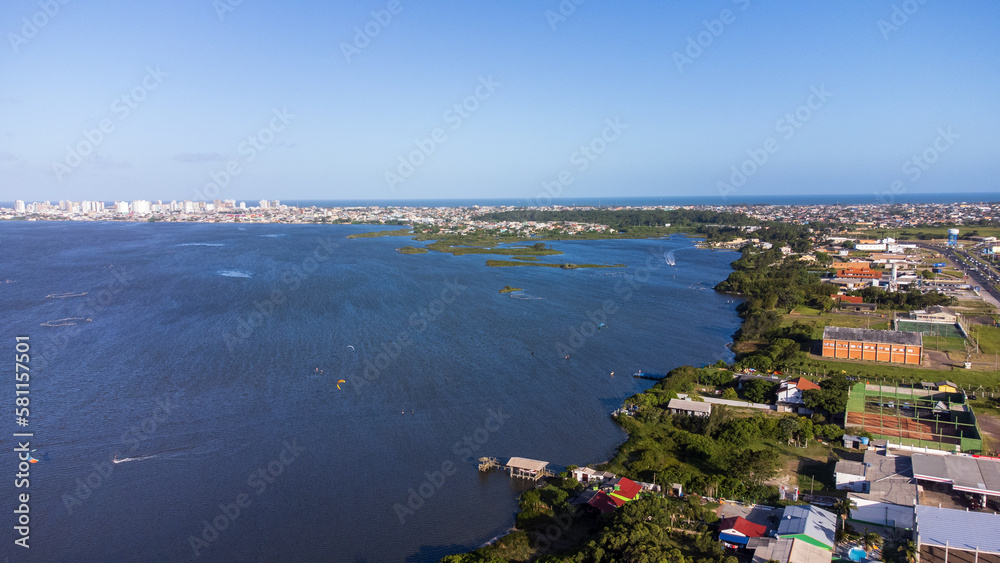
<box><xmin>113</xmin><ymin>454</ymin><xmax>158</xmax><ymax>464</ymax></box>
<box><xmin>218</xmin><ymin>269</ymin><xmax>253</xmax><ymax>278</ymax></box>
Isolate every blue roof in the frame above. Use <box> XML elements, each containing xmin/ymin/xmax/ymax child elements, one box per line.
<box><xmin>777</xmin><ymin>504</ymin><xmax>837</xmax><ymax>547</ymax></box>
<box><xmin>719</xmin><ymin>532</ymin><xmax>750</xmax><ymax>545</ymax></box>
<box><xmin>915</xmin><ymin>505</ymin><xmax>1000</xmax><ymax>552</ymax></box>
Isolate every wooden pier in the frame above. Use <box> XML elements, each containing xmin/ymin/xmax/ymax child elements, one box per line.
<box><xmin>479</xmin><ymin>456</ymin><xmax>555</xmax><ymax>481</ymax></box>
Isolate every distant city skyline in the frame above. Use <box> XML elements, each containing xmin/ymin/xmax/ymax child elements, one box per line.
<box><xmin>2</xmin><ymin>1</ymin><xmax>998</xmax><ymax>202</ymax></box>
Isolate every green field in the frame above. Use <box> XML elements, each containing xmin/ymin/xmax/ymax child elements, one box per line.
<box><xmin>788</xmin><ymin>356</ymin><xmax>1000</xmax><ymax>389</ymax></box>
<box><xmin>783</xmin><ymin>310</ymin><xmax>891</xmax><ymax>339</ymax></box>
<box><xmin>969</xmin><ymin>325</ymin><xmax>1000</xmax><ymax>355</ymax></box>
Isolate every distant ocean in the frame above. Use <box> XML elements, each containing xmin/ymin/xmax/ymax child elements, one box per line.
<box><xmin>3</xmin><ymin>192</ymin><xmax>997</xmax><ymax>210</ymax></box>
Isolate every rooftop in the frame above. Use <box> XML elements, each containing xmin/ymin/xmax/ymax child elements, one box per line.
<box><xmin>667</xmin><ymin>398</ymin><xmax>713</xmax><ymax>414</ymax></box>
<box><xmin>915</xmin><ymin>505</ymin><xmax>1000</xmax><ymax>553</ymax></box>
<box><xmin>912</xmin><ymin>453</ymin><xmax>1000</xmax><ymax>496</ymax></box>
<box><xmin>776</xmin><ymin>505</ymin><xmax>837</xmax><ymax>548</ymax></box>
<box><xmin>822</xmin><ymin>326</ymin><xmax>923</xmax><ymax>346</ymax></box>
<box><xmin>506</xmin><ymin>457</ymin><xmax>548</xmax><ymax>473</ymax></box>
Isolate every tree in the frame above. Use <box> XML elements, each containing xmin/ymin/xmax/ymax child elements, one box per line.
<box><xmin>898</xmin><ymin>540</ymin><xmax>917</xmax><ymax>563</ymax></box>
<box><xmin>863</xmin><ymin>531</ymin><xmax>884</xmax><ymax>552</ymax></box>
<box><xmin>744</xmin><ymin>379</ymin><xmax>778</xmax><ymax>404</ymax></box>
<box><xmin>832</xmin><ymin>497</ymin><xmax>857</xmax><ymax>533</ymax></box>
<box><xmin>722</xmin><ymin>388</ymin><xmax>738</xmax><ymax>400</ymax></box>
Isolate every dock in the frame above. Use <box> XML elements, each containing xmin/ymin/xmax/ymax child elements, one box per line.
<box><xmin>633</xmin><ymin>371</ymin><xmax>666</xmax><ymax>381</ymax></box>
<box><xmin>479</xmin><ymin>456</ymin><xmax>556</xmax><ymax>481</ymax></box>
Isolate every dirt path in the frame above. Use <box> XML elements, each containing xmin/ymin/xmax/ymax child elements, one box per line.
<box><xmin>976</xmin><ymin>411</ymin><xmax>1000</xmax><ymax>456</ymax></box>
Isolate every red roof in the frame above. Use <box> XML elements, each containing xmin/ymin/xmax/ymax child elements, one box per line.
<box><xmin>789</xmin><ymin>377</ymin><xmax>820</xmax><ymax>391</ymax></box>
<box><xmin>609</xmin><ymin>477</ymin><xmax>642</xmax><ymax>500</ymax></box>
<box><xmin>587</xmin><ymin>491</ymin><xmax>620</xmax><ymax>513</ymax></box>
<box><xmin>831</xmin><ymin>294</ymin><xmax>863</xmax><ymax>304</ymax></box>
<box><xmin>719</xmin><ymin>516</ymin><xmax>768</xmax><ymax>538</ymax></box>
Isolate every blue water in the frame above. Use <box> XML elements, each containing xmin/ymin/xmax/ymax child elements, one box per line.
<box><xmin>849</xmin><ymin>547</ymin><xmax>868</xmax><ymax>561</ymax></box>
<box><xmin>0</xmin><ymin>223</ymin><xmax>742</xmax><ymax>562</ymax></box>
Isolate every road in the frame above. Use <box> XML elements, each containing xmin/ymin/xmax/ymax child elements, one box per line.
<box><xmin>914</xmin><ymin>242</ymin><xmax>1000</xmax><ymax>309</ymax></box>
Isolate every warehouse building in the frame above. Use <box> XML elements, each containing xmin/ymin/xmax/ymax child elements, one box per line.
<box><xmin>821</xmin><ymin>326</ymin><xmax>922</xmax><ymax>365</ymax></box>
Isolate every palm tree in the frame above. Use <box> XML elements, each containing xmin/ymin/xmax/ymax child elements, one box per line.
<box><xmin>898</xmin><ymin>540</ymin><xmax>918</xmax><ymax>563</ymax></box>
<box><xmin>832</xmin><ymin>498</ymin><xmax>857</xmax><ymax>533</ymax></box>
<box><xmin>863</xmin><ymin>531</ymin><xmax>883</xmax><ymax>553</ymax></box>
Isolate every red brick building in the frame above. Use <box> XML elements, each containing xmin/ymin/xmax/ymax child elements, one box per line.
<box><xmin>821</xmin><ymin>326</ymin><xmax>922</xmax><ymax>365</ymax></box>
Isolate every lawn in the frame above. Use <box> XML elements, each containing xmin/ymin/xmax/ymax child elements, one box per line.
<box><xmin>787</xmin><ymin>356</ymin><xmax>1000</xmax><ymax>390</ymax></box>
<box><xmin>783</xmin><ymin>310</ymin><xmax>891</xmax><ymax>339</ymax></box>
<box><xmin>969</xmin><ymin>325</ymin><xmax>1000</xmax><ymax>355</ymax></box>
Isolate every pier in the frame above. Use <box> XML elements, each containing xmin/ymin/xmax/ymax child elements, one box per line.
<box><xmin>633</xmin><ymin>371</ymin><xmax>666</xmax><ymax>381</ymax></box>
<box><xmin>478</xmin><ymin>456</ymin><xmax>555</xmax><ymax>481</ymax></box>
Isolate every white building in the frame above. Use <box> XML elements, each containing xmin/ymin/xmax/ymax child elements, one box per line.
<box><xmin>115</xmin><ymin>201</ymin><xmax>130</xmax><ymax>214</ymax></box>
<box><xmin>131</xmin><ymin>200</ymin><xmax>151</xmax><ymax>215</ymax></box>
<box><xmin>14</xmin><ymin>200</ymin><xmax>25</xmax><ymax>213</ymax></box>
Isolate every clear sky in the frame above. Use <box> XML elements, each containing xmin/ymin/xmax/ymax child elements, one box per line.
<box><xmin>1</xmin><ymin>0</ymin><xmax>998</xmax><ymax>202</ymax></box>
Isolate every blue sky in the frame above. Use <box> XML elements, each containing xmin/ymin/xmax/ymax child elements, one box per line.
<box><xmin>1</xmin><ymin>0</ymin><xmax>998</xmax><ymax>202</ymax></box>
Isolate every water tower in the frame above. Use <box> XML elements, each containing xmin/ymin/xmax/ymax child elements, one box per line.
<box><xmin>948</xmin><ymin>228</ymin><xmax>959</xmax><ymax>247</ymax></box>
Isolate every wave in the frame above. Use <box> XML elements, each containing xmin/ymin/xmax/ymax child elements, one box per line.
<box><xmin>218</xmin><ymin>269</ymin><xmax>252</xmax><ymax>278</ymax></box>
<box><xmin>175</xmin><ymin>242</ymin><xmax>224</xmax><ymax>247</ymax></box>
<box><xmin>259</xmin><ymin>234</ymin><xmax>286</xmax><ymax>238</ymax></box>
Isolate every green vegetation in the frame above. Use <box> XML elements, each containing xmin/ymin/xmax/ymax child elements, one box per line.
<box><xmin>485</xmin><ymin>260</ymin><xmax>625</xmax><ymax>269</ymax></box>
<box><xmin>425</xmin><ymin>240</ymin><xmax>563</xmax><ymax>257</ymax></box>
<box><xmin>396</xmin><ymin>246</ymin><xmax>427</xmax><ymax>254</ymax></box>
<box><xmin>499</xmin><ymin>285</ymin><xmax>523</xmax><ymax>293</ymax></box>
<box><xmin>788</xmin><ymin>356</ymin><xmax>1000</xmax><ymax>389</ymax></box>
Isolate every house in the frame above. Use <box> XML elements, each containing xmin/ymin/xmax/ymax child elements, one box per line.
<box><xmin>607</xmin><ymin>476</ymin><xmax>642</xmax><ymax>504</ymax></box>
<box><xmin>846</xmin><ymin>450</ymin><xmax>917</xmax><ymax>529</ymax></box>
<box><xmin>834</xmin><ymin>460</ymin><xmax>867</xmax><ymax>492</ymax></box>
<box><xmin>750</xmin><ymin>537</ymin><xmax>832</xmax><ymax>563</ymax></box>
<box><xmin>667</xmin><ymin>398</ymin><xmax>712</xmax><ymax>417</ymax></box>
<box><xmin>776</xmin><ymin>504</ymin><xmax>837</xmax><ymax>551</ymax></box>
<box><xmin>914</xmin><ymin>506</ymin><xmax>1000</xmax><ymax>563</ymax></box>
<box><xmin>910</xmin><ymin>306</ymin><xmax>958</xmax><ymax>324</ymax></box>
<box><xmin>838</xmin><ymin>302</ymin><xmax>877</xmax><ymax>313</ymax></box>
<box><xmin>935</xmin><ymin>381</ymin><xmax>958</xmax><ymax>393</ymax></box>
<box><xmin>719</xmin><ymin>516</ymin><xmax>768</xmax><ymax>546</ymax></box>
<box><xmin>830</xmin><ymin>294</ymin><xmax>863</xmax><ymax>304</ymax></box>
<box><xmin>571</xmin><ymin>467</ymin><xmax>616</xmax><ymax>485</ymax></box>
<box><xmin>776</xmin><ymin>377</ymin><xmax>820</xmax><ymax>412</ymax></box>
<box><xmin>571</xmin><ymin>489</ymin><xmax>619</xmax><ymax>514</ymax></box>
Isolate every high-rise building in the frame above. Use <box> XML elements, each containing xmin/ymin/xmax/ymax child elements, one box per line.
<box><xmin>115</xmin><ymin>201</ymin><xmax>130</xmax><ymax>214</ymax></box>
<box><xmin>131</xmin><ymin>200</ymin><xmax>151</xmax><ymax>215</ymax></box>
<box><xmin>259</xmin><ymin>199</ymin><xmax>269</xmax><ymax>209</ymax></box>
<box><xmin>14</xmin><ymin>200</ymin><xmax>25</xmax><ymax>213</ymax></box>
